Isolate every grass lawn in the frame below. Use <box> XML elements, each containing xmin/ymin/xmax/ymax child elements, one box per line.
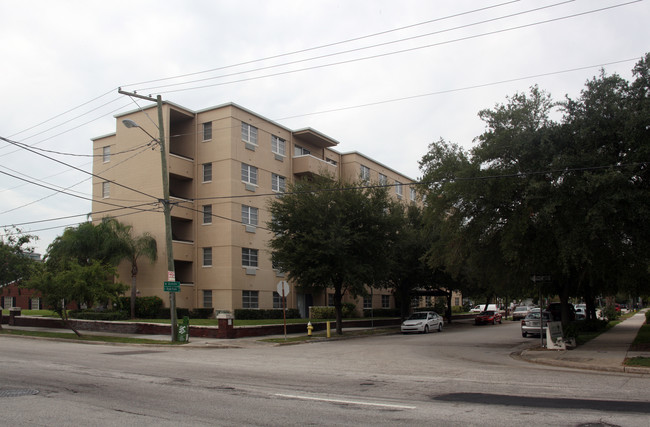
<box><xmin>0</xmin><ymin>328</ymin><xmax>183</xmax><ymax>345</ymax></box>
<box><xmin>625</xmin><ymin>319</ymin><xmax>650</xmax><ymax>368</ymax></box>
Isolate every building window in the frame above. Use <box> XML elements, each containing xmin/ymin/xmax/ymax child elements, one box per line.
<box><xmin>241</xmin><ymin>123</ymin><xmax>258</xmax><ymax>145</ymax></box>
<box><xmin>360</xmin><ymin>165</ymin><xmax>370</xmax><ymax>182</ymax></box>
<box><xmin>202</xmin><ymin>122</ymin><xmax>212</xmax><ymax>141</ymax></box>
<box><xmin>327</xmin><ymin>294</ymin><xmax>335</xmax><ymax>307</ymax></box>
<box><xmin>455</xmin><ymin>297</ymin><xmax>460</xmax><ymax>307</ymax></box>
<box><xmin>395</xmin><ymin>181</ymin><xmax>403</xmax><ymax>197</ymax></box>
<box><xmin>381</xmin><ymin>295</ymin><xmax>390</xmax><ymax>308</ymax></box>
<box><xmin>202</xmin><ymin>247</ymin><xmax>212</xmax><ymax>267</ymax></box>
<box><xmin>379</xmin><ymin>173</ymin><xmax>387</xmax><ymax>186</ymax></box>
<box><xmin>326</xmin><ymin>158</ymin><xmax>337</xmax><ymax>166</ymax></box>
<box><xmin>241</xmin><ymin>163</ymin><xmax>258</xmax><ymax>185</ymax></box>
<box><xmin>273</xmin><ymin>291</ymin><xmax>283</xmax><ymax>309</ymax></box>
<box><xmin>243</xmin><ymin>290</ymin><xmax>259</xmax><ymax>309</ymax></box>
<box><xmin>271</xmin><ymin>174</ymin><xmax>286</xmax><ymax>192</ymax></box>
<box><xmin>363</xmin><ymin>295</ymin><xmax>372</xmax><ymax>309</ymax></box>
<box><xmin>203</xmin><ymin>204</ymin><xmax>212</xmax><ymax>224</ymax></box>
<box><xmin>294</xmin><ymin>145</ymin><xmax>310</xmax><ymax>156</ymax></box>
<box><xmin>30</xmin><ymin>297</ymin><xmax>41</xmax><ymax>310</ymax></box>
<box><xmin>3</xmin><ymin>296</ymin><xmax>15</xmax><ymax>308</ymax></box>
<box><xmin>271</xmin><ymin>135</ymin><xmax>285</xmax><ymax>156</ymax></box>
<box><xmin>410</xmin><ymin>187</ymin><xmax>417</xmax><ymax>201</ymax></box>
<box><xmin>241</xmin><ymin>205</ymin><xmax>258</xmax><ymax>226</ymax></box>
<box><xmin>102</xmin><ymin>181</ymin><xmax>110</xmax><ymax>198</ymax></box>
<box><xmin>242</xmin><ymin>248</ymin><xmax>258</xmax><ymax>267</ymax></box>
<box><xmin>102</xmin><ymin>146</ymin><xmax>110</xmax><ymax>163</ymax></box>
<box><xmin>203</xmin><ymin>163</ymin><xmax>212</xmax><ymax>182</ymax></box>
<box><xmin>203</xmin><ymin>290</ymin><xmax>213</xmax><ymax>308</ymax></box>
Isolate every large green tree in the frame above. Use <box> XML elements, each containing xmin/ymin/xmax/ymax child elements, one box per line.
<box><xmin>419</xmin><ymin>55</ymin><xmax>650</xmax><ymax>325</ymax></box>
<box><xmin>103</xmin><ymin>218</ymin><xmax>158</xmax><ymax>319</ymax></box>
<box><xmin>0</xmin><ymin>228</ymin><xmax>38</xmax><ymax>330</ymax></box>
<box><xmin>27</xmin><ymin>260</ymin><xmax>126</xmax><ymax>336</ymax></box>
<box><xmin>267</xmin><ymin>176</ymin><xmax>401</xmax><ymax>335</ymax></box>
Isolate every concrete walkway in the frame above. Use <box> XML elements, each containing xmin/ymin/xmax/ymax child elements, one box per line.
<box><xmin>520</xmin><ymin>310</ymin><xmax>649</xmax><ymax>374</ymax></box>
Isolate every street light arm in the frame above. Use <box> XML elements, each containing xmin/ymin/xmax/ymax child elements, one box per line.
<box><xmin>121</xmin><ymin>119</ymin><xmax>159</xmax><ymax>143</ymax></box>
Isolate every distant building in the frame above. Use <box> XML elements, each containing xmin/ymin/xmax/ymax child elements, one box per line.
<box><xmin>92</xmin><ymin>102</ymin><xmax>420</xmax><ymax>317</ymax></box>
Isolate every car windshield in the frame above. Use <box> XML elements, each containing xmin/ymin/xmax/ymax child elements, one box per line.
<box><xmin>514</xmin><ymin>307</ymin><xmax>528</xmax><ymax>312</ymax></box>
<box><xmin>408</xmin><ymin>313</ymin><xmax>428</xmax><ymax>320</ymax></box>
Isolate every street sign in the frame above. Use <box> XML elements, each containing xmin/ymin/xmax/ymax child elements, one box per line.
<box><xmin>276</xmin><ymin>281</ymin><xmax>290</xmax><ymax>296</ymax></box>
<box><xmin>164</xmin><ymin>281</ymin><xmax>181</xmax><ymax>292</ymax></box>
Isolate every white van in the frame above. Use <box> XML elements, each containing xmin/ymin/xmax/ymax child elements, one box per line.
<box><xmin>470</xmin><ymin>304</ymin><xmax>498</xmax><ymax>313</ymax></box>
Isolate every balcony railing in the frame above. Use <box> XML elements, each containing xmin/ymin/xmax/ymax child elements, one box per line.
<box><xmin>293</xmin><ymin>155</ymin><xmax>337</xmax><ymax>177</ymax></box>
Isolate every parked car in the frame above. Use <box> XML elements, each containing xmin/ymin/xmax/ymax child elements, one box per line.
<box><xmin>574</xmin><ymin>307</ymin><xmax>586</xmax><ymax>320</ymax></box>
<box><xmin>401</xmin><ymin>311</ymin><xmax>444</xmax><ymax>334</ymax></box>
<box><xmin>512</xmin><ymin>306</ymin><xmax>533</xmax><ymax>320</ymax></box>
<box><xmin>474</xmin><ymin>310</ymin><xmax>502</xmax><ymax>325</ymax></box>
<box><xmin>470</xmin><ymin>304</ymin><xmax>498</xmax><ymax>313</ymax></box>
<box><xmin>521</xmin><ymin>310</ymin><xmax>551</xmax><ymax>337</ymax></box>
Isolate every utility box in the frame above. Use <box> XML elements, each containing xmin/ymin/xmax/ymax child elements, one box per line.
<box><xmin>177</xmin><ymin>316</ymin><xmax>190</xmax><ymax>342</ymax></box>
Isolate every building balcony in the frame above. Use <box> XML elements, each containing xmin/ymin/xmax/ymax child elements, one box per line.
<box><xmin>172</xmin><ymin>240</ymin><xmax>194</xmax><ymax>262</ymax></box>
<box><xmin>170</xmin><ymin>197</ymin><xmax>194</xmax><ymax>221</ymax></box>
<box><xmin>293</xmin><ymin>155</ymin><xmax>337</xmax><ymax>178</ymax></box>
<box><xmin>168</xmin><ymin>153</ymin><xmax>194</xmax><ymax>179</ymax></box>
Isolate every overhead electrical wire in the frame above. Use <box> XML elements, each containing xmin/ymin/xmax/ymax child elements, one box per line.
<box><xmin>135</xmin><ymin>0</ymin><xmax>575</xmax><ymax>93</ymax></box>
<box><xmin>124</xmin><ymin>0</ymin><xmax>522</xmax><ymax>88</ymax></box>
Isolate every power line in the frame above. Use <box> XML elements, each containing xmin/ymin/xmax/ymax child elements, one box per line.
<box><xmin>139</xmin><ymin>1</ymin><xmax>638</xmax><ymax>96</ymax></box>
<box><xmin>123</xmin><ymin>0</ymin><xmax>521</xmax><ymax>89</ymax></box>
<box><xmin>0</xmin><ymin>135</ymin><xmax>160</xmax><ymax>202</ymax></box>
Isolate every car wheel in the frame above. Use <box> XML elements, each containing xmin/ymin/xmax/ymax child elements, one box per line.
<box><xmin>437</xmin><ymin>323</ymin><xmax>443</xmax><ymax>332</ymax></box>
<box><xmin>522</xmin><ymin>331</ymin><xmax>527</xmax><ymax>337</ymax></box>
<box><xmin>424</xmin><ymin>325</ymin><xmax>429</xmax><ymax>334</ymax></box>
<box><xmin>499</xmin><ymin>318</ymin><xmax>502</xmax><ymax>324</ymax></box>
<box><xmin>492</xmin><ymin>319</ymin><xmax>495</xmax><ymax>325</ymax></box>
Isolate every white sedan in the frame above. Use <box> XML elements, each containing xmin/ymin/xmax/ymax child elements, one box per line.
<box><xmin>401</xmin><ymin>311</ymin><xmax>444</xmax><ymax>334</ymax></box>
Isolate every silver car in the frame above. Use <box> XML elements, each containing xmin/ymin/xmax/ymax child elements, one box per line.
<box><xmin>521</xmin><ymin>310</ymin><xmax>551</xmax><ymax>337</ymax></box>
<box><xmin>512</xmin><ymin>306</ymin><xmax>533</xmax><ymax>321</ymax></box>
<box><xmin>401</xmin><ymin>311</ymin><xmax>444</xmax><ymax>334</ymax></box>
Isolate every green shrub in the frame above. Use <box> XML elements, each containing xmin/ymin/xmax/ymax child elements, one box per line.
<box><xmin>310</xmin><ymin>306</ymin><xmax>335</xmax><ymax>319</ymax></box>
<box><xmin>451</xmin><ymin>305</ymin><xmax>464</xmax><ymax>314</ymax></box>
<box><xmin>602</xmin><ymin>305</ymin><xmax>620</xmax><ymax>321</ymax></box>
<box><xmin>118</xmin><ymin>296</ymin><xmax>165</xmax><ymax>318</ymax></box>
<box><xmin>69</xmin><ymin>310</ymin><xmax>128</xmax><ymax>321</ymax></box>
<box><xmin>342</xmin><ymin>302</ymin><xmax>357</xmax><ymax>318</ymax></box>
<box><xmin>234</xmin><ymin>309</ymin><xmax>301</xmax><ymax>320</ymax></box>
<box><xmin>363</xmin><ymin>308</ymin><xmax>399</xmax><ymax>317</ymax></box>
<box><xmin>645</xmin><ymin>310</ymin><xmax>650</xmax><ymax>324</ymax></box>
<box><xmin>189</xmin><ymin>308</ymin><xmax>214</xmax><ymax>319</ymax></box>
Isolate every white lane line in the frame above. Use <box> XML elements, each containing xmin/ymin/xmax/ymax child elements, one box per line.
<box><xmin>274</xmin><ymin>393</ymin><xmax>416</xmax><ymax>410</ymax></box>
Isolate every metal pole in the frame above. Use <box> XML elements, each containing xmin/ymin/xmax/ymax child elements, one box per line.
<box><xmin>118</xmin><ymin>89</ymin><xmax>177</xmax><ymax>341</ymax></box>
<box><xmin>156</xmin><ymin>95</ymin><xmax>178</xmax><ymax>342</ymax></box>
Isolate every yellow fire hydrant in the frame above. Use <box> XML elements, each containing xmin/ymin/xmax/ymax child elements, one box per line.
<box><xmin>307</xmin><ymin>321</ymin><xmax>313</xmax><ymax>337</ymax></box>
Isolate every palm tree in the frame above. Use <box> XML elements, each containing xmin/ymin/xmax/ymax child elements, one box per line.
<box><xmin>105</xmin><ymin>219</ymin><xmax>158</xmax><ymax>319</ymax></box>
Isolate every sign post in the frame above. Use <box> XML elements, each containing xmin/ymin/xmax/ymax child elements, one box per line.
<box><xmin>277</xmin><ymin>281</ymin><xmax>290</xmax><ymax>340</ymax></box>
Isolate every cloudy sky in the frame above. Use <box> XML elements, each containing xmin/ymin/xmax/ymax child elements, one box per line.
<box><xmin>1</xmin><ymin>0</ymin><xmax>648</xmax><ymax>254</ymax></box>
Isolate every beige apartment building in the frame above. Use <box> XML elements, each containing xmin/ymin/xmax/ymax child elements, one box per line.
<box><xmin>92</xmin><ymin>101</ymin><xmax>421</xmax><ymax>317</ymax></box>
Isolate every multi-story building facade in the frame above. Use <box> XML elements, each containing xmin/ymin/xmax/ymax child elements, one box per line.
<box><xmin>92</xmin><ymin>102</ymin><xmax>420</xmax><ymax>317</ymax></box>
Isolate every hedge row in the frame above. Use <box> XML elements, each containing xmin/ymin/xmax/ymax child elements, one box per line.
<box><xmin>234</xmin><ymin>308</ymin><xmax>300</xmax><ymax>320</ymax></box>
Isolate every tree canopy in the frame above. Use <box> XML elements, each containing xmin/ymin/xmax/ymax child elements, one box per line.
<box><xmin>418</xmin><ymin>54</ymin><xmax>650</xmax><ymax>323</ymax></box>
<box><xmin>267</xmin><ymin>176</ymin><xmax>401</xmax><ymax>334</ymax></box>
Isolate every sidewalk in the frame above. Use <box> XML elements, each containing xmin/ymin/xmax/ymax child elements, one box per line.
<box><xmin>519</xmin><ymin>310</ymin><xmax>649</xmax><ymax>374</ymax></box>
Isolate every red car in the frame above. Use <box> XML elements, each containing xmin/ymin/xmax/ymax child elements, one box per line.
<box><xmin>474</xmin><ymin>310</ymin><xmax>502</xmax><ymax>325</ymax></box>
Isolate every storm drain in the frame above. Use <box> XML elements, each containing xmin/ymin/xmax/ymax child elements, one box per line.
<box><xmin>0</xmin><ymin>389</ymin><xmax>39</xmax><ymax>398</ymax></box>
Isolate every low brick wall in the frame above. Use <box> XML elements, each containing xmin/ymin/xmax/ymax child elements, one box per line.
<box><xmin>2</xmin><ymin>315</ymin><xmax>402</xmax><ymax>339</ymax></box>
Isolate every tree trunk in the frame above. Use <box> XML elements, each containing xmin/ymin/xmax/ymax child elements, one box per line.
<box><xmin>445</xmin><ymin>290</ymin><xmax>452</xmax><ymax>324</ymax></box>
<box><xmin>334</xmin><ymin>286</ymin><xmax>343</xmax><ymax>335</ymax></box>
<box><xmin>130</xmin><ymin>274</ymin><xmax>137</xmax><ymax>319</ymax></box>
<box><xmin>61</xmin><ymin>309</ymin><xmax>82</xmax><ymax>337</ymax></box>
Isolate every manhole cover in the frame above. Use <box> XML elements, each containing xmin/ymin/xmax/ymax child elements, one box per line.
<box><xmin>0</xmin><ymin>389</ymin><xmax>39</xmax><ymax>398</ymax></box>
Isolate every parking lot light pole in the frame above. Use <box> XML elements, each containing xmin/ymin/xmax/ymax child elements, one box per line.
<box><xmin>120</xmin><ymin>90</ymin><xmax>178</xmax><ymax>341</ymax></box>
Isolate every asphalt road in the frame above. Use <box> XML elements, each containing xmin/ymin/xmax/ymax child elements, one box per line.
<box><xmin>1</xmin><ymin>319</ymin><xmax>648</xmax><ymax>426</ymax></box>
